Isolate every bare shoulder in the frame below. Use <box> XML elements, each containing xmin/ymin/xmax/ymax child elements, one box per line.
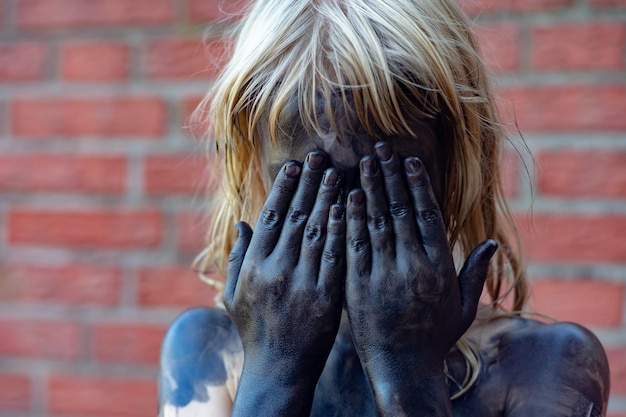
<box><xmin>464</xmin><ymin>313</ymin><xmax>610</xmax><ymax>416</ymax></box>
<box><xmin>159</xmin><ymin>307</ymin><xmax>243</xmax><ymax>417</ymax></box>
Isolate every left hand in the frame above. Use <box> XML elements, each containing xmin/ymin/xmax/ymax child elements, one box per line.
<box><xmin>344</xmin><ymin>142</ymin><xmax>497</xmax><ymax>379</ymax></box>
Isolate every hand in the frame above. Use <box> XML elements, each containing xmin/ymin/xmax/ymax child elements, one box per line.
<box><xmin>344</xmin><ymin>142</ymin><xmax>497</xmax><ymax>379</ymax></box>
<box><xmin>224</xmin><ymin>151</ymin><xmax>346</xmax><ymax>386</ymax></box>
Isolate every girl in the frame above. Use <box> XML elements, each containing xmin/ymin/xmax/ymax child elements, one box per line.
<box><xmin>159</xmin><ymin>1</ymin><xmax>610</xmax><ymax>415</ymax></box>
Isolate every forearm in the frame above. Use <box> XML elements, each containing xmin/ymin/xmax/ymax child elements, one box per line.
<box><xmin>231</xmin><ymin>369</ymin><xmax>317</xmax><ymax>417</ymax></box>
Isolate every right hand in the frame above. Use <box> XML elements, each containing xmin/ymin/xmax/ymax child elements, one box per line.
<box><xmin>223</xmin><ymin>151</ymin><xmax>346</xmax><ymax>386</ymax></box>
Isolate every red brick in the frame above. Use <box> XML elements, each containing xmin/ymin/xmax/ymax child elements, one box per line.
<box><xmin>498</xmin><ymin>85</ymin><xmax>626</xmax><ymax>132</ymax></box>
<box><xmin>0</xmin><ymin>319</ymin><xmax>82</xmax><ymax>359</ymax></box>
<box><xmin>145</xmin><ymin>37</ymin><xmax>226</xmax><ymax>79</ymax></box>
<box><xmin>176</xmin><ymin>210</ymin><xmax>207</xmax><ymax>253</ymax></box>
<box><xmin>591</xmin><ymin>0</ymin><xmax>626</xmax><ymax>6</ymax></box>
<box><xmin>138</xmin><ymin>265</ymin><xmax>218</xmax><ymax>307</ymax></box>
<box><xmin>531</xmin><ymin>280</ymin><xmax>624</xmax><ymax>328</ymax></box>
<box><xmin>11</xmin><ymin>97</ymin><xmax>166</xmax><ymax>138</ymax></box>
<box><xmin>92</xmin><ymin>323</ymin><xmax>166</xmax><ymax>365</ymax></box>
<box><xmin>0</xmin><ymin>42</ymin><xmax>47</xmax><ymax>82</ymax></box>
<box><xmin>516</xmin><ymin>214</ymin><xmax>626</xmax><ymax>263</ymax></box>
<box><xmin>61</xmin><ymin>41</ymin><xmax>129</xmax><ymax>81</ymax></box>
<box><xmin>472</xmin><ymin>23</ymin><xmax>520</xmax><ymax>73</ymax></box>
<box><xmin>457</xmin><ymin>0</ymin><xmax>573</xmax><ymax>15</ymax></box>
<box><xmin>48</xmin><ymin>376</ymin><xmax>156</xmax><ymax>417</ymax></box>
<box><xmin>17</xmin><ymin>0</ymin><xmax>173</xmax><ymax>29</ymax></box>
<box><xmin>538</xmin><ymin>150</ymin><xmax>626</xmax><ymax>199</ymax></box>
<box><xmin>531</xmin><ymin>22</ymin><xmax>625</xmax><ymax>71</ymax></box>
<box><xmin>0</xmin><ymin>154</ymin><xmax>126</xmax><ymax>194</ymax></box>
<box><xmin>0</xmin><ymin>374</ymin><xmax>30</xmax><ymax>410</ymax></box>
<box><xmin>0</xmin><ymin>264</ymin><xmax>120</xmax><ymax>306</ymax></box>
<box><xmin>501</xmin><ymin>150</ymin><xmax>521</xmax><ymax>199</ymax></box>
<box><xmin>9</xmin><ymin>208</ymin><xmax>162</xmax><ymax>249</ymax></box>
<box><xmin>188</xmin><ymin>0</ymin><xmax>252</xmax><ymax>22</ymax></box>
<box><xmin>144</xmin><ymin>154</ymin><xmax>206</xmax><ymax>196</ymax></box>
<box><xmin>606</xmin><ymin>347</ymin><xmax>626</xmax><ymax>395</ymax></box>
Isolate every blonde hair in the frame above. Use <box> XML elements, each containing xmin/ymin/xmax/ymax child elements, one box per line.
<box><xmin>193</xmin><ymin>0</ymin><xmax>528</xmax><ymax>398</ymax></box>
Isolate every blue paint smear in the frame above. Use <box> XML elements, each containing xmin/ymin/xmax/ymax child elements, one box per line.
<box><xmin>159</xmin><ymin>307</ymin><xmax>239</xmax><ymax>408</ymax></box>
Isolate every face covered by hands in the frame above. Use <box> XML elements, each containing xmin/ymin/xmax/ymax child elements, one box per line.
<box><xmin>224</xmin><ymin>141</ymin><xmax>496</xmax><ymax>396</ymax></box>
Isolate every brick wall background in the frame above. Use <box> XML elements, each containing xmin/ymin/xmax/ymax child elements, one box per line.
<box><xmin>0</xmin><ymin>0</ymin><xmax>624</xmax><ymax>416</ymax></box>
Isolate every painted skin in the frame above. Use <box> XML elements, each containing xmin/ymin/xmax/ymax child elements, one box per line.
<box><xmin>159</xmin><ymin>102</ymin><xmax>610</xmax><ymax>417</ymax></box>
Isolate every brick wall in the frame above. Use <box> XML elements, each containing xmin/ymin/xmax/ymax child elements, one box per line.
<box><xmin>0</xmin><ymin>0</ymin><xmax>623</xmax><ymax>416</ymax></box>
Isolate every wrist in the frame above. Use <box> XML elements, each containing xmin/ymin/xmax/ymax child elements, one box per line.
<box><xmin>231</xmin><ymin>368</ymin><xmax>317</xmax><ymax>417</ymax></box>
<box><xmin>241</xmin><ymin>353</ymin><xmax>323</xmax><ymax>389</ymax></box>
<box><xmin>358</xmin><ymin>352</ymin><xmax>452</xmax><ymax>417</ymax></box>
<box><xmin>360</xmin><ymin>349</ymin><xmax>446</xmax><ymax>382</ymax></box>
<box><xmin>370</xmin><ymin>373</ymin><xmax>453</xmax><ymax>417</ymax></box>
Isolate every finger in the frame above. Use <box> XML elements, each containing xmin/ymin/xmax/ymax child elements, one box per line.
<box><xmin>274</xmin><ymin>151</ymin><xmax>328</xmax><ymax>261</ymax></box>
<box><xmin>298</xmin><ymin>168</ymin><xmax>342</xmax><ymax>278</ymax></box>
<box><xmin>346</xmin><ymin>189</ymin><xmax>372</xmax><ymax>287</ymax></box>
<box><xmin>374</xmin><ymin>142</ymin><xmax>418</xmax><ymax>257</ymax></box>
<box><xmin>405</xmin><ymin>156</ymin><xmax>452</xmax><ymax>273</ymax></box>
<box><xmin>248</xmin><ymin>161</ymin><xmax>302</xmax><ymax>258</ymax></box>
<box><xmin>458</xmin><ymin>240</ymin><xmax>498</xmax><ymax>330</ymax></box>
<box><xmin>359</xmin><ymin>155</ymin><xmax>394</xmax><ymax>259</ymax></box>
<box><xmin>318</xmin><ymin>204</ymin><xmax>346</xmax><ymax>290</ymax></box>
<box><xmin>224</xmin><ymin>222</ymin><xmax>253</xmax><ymax>308</ymax></box>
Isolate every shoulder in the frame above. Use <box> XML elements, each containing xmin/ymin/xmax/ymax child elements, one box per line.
<box><xmin>159</xmin><ymin>307</ymin><xmax>243</xmax><ymax>413</ymax></box>
<box><xmin>491</xmin><ymin>317</ymin><xmax>609</xmax><ymax>382</ymax></box>
<box><xmin>161</xmin><ymin>307</ymin><xmax>241</xmax><ymax>356</ymax></box>
<box><xmin>470</xmin><ymin>315</ymin><xmax>610</xmax><ymax>415</ymax></box>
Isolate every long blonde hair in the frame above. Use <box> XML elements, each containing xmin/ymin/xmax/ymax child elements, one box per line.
<box><xmin>193</xmin><ymin>0</ymin><xmax>528</xmax><ymax>398</ymax></box>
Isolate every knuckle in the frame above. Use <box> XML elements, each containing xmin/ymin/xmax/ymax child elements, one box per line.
<box><xmin>300</xmin><ymin>172</ymin><xmax>321</xmax><ymax>187</ymax></box>
<box><xmin>322</xmin><ymin>248</ymin><xmax>340</xmax><ymax>265</ymax></box>
<box><xmin>350</xmin><ymin>237</ymin><xmax>370</xmax><ymax>253</ymax></box>
<box><xmin>261</xmin><ymin>208</ymin><xmax>281</xmax><ymax>228</ymax></box>
<box><xmin>368</xmin><ymin>214</ymin><xmax>389</xmax><ymax>231</ymax></box>
<box><xmin>304</xmin><ymin>223</ymin><xmax>325</xmax><ymax>242</ymax></box>
<box><xmin>288</xmin><ymin>208</ymin><xmax>309</xmax><ymax>225</ymax></box>
<box><xmin>227</xmin><ymin>251</ymin><xmax>241</xmax><ymax>264</ymax></box>
<box><xmin>274</xmin><ymin>178</ymin><xmax>295</xmax><ymax>193</ymax></box>
<box><xmin>246</xmin><ymin>268</ymin><xmax>287</xmax><ymax>298</ymax></box>
<box><xmin>389</xmin><ymin>202</ymin><xmax>410</xmax><ymax>218</ymax></box>
<box><xmin>409</xmin><ymin>179</ymin><xmax>430</xmax><ymax>194</ymax></box>
<box><xmin>418</xmin><ymin>208</ymin><xmax>441</xmax><ymax>224</ymax></box>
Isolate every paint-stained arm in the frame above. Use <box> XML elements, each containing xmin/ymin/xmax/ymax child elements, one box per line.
<box><xmin>158</xmin><ymin>307</ymin><xmax>242</xmax><ymax>417</ymax></box>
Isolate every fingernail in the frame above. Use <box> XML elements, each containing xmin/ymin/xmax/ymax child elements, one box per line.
<box><xmin>284</xmin><ymin>162</ymin><xmax>301</xmax><ymax>178</ymax></box>
<box><xmin>323</xmin><ymin>168</ymin><xmax>339</xmax><ymax>187</ymax></box>
<box><xmin>348</xmin><ymin>189</ymin><xmax>364</xmax><ymax>206</ymax></box>
<box><xmin>375</xmin><ymin>142</ymin><xmax>392</xmax><ymax>161</ymax></box>
<box><xmin>486</xmin><ymin>239</ymin><xmax>498</xmax><ymax>255</ymax></box>
<box><xmin>307</xmin><ymin>152</ymin><xmax>325</xmax><ymax>170</ymax></box>
<box><xmin>360</xmin><ymin>156</ymin><xmax>377</xmax><ymax>176</ymax></box>
<box><xmin>404</xmin><ymin>157</ymin><xmax>422</xmax><ymax>174</ymax></box>
<box><xmin>330</xmin><ymin>204</ymin><xmax>344</xmax><ymax>219</ymax></box>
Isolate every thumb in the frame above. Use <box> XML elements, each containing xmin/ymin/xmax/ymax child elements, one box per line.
<box><xmin>458</xmin><ymin>239</ymin><xmax>498</xmax><ymax>330</ymax></box>
<box><xmin>224</xmin><ymin>222</ymin><xmax>253</xmax><ymax>307</ymax></box>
